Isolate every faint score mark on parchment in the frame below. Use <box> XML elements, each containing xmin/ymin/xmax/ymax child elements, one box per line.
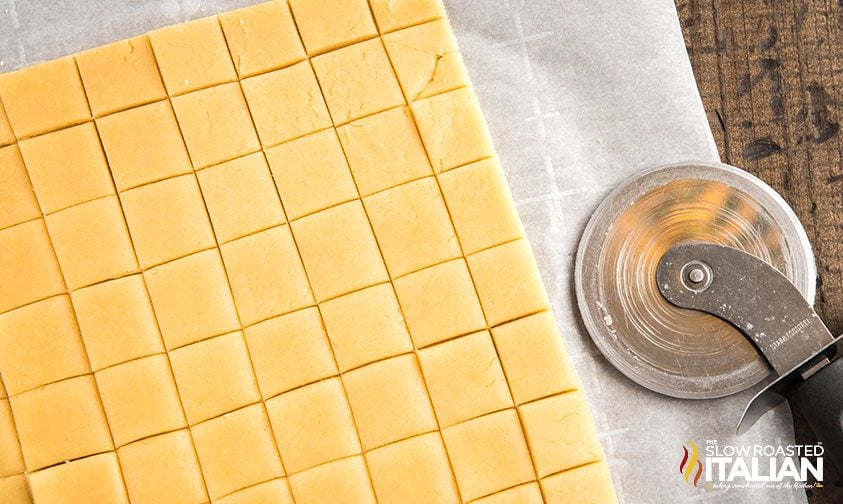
<box><xmin>160</xmin><ymin>0</ymin><xmax>202</xmax><ymax>20</ymax></box>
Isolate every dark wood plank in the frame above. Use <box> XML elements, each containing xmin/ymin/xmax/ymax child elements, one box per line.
<box><xmin>676</xmin><ymin>1</ymin><xmax>843</xmax><ymax>501</ymax></box>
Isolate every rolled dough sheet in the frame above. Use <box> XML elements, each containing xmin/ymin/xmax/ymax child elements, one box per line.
<box><xmin>0</xmin><ymin>1</ymin><xmax>616</xmax><ymax>502</ymax></box>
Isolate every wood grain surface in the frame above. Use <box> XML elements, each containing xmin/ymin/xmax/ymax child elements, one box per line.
<box><xmin>676</xmin><ymin>1</ymin><xmax>843</xmax><ymax>501</ymax></box>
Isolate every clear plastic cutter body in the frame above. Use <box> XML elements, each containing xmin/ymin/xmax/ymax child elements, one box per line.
<box><xmin>575</xmin><ymin>161</ymin><xmax>816</xmax><ymax>399</ymax></box>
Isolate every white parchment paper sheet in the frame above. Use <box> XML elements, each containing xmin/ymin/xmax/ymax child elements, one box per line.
<box><xmin>0</xmin><ymin>0</ymin><xmax>806</xmax><ymax>502</ymax></box>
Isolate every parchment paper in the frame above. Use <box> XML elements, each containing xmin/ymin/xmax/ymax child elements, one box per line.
<box><xmin>0</xmin><ymin>0</ymin><xmax>806</xmax><ymax>502</ymax></box>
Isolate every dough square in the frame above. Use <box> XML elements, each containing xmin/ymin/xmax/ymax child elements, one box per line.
<box><xmin>0</xmin><ymin>57</ymin><xmax>90</xmax><ymax>138</ymax></box>
<box><xmin>264</xmin><ymin>129</ymin><xmax>357</xmax><ymax>220</ymax></box>
<box><xmin>288</xmin><ymin>456</ymin><xmax>376</xmax><ymax>504</ymax></box>
<box><xmin>0</xmin><ymin>400</ymin><xmax>24</xmax><ymax>477</ymax></box>
<box><xmin>19</xmin><ymin>122</ymin><xmax>114</xmax><ymax>214</ymax></box>
<box><xmin>370</xmin><ymin>0</ymin><xmax>445</xmax><ymax>33</ymax></box>
<box><xmin>0</xmin><ymin>474</ymin><xmax>30</xmax><ymax>504</ymax></box>
<box><xmin>95</xmin><ymin>354</ymin><xmax>186</xmax><ymax>447</ymax></box>
<box><xmin>492</xmin><ymin>312</ymin><xmax>579</xmax><ymax>405</ymax></box>
<box><xmin>0</xmin><ymin>102</ymin><xmax>14</xmax><ymax>146</ymax></box>
<box><xmin>216</xmin><ymin>479</ymin><xmax>294</xmax><ymax>504</ymax></box>
<box><xmin>0</xmin><ymin>220</ymin><xmax>65</xmax><ymax>314</ymax></box>
<box><xmin>10</xmin><ymin>375</ymin><xmax>112</xmax><ymax>472</ymax></box>
<box><xmin>197</xmin><ymin>152</ymin><xmax>285</xmax><ymax>244</ymax></box>
<box><xmin>71</xmin><ymin>275</ymin><xmax>163</xmax><ymax>371</ymax></box>
<box><xmin>169</xmin><ymin>332</ymin><xmax>260</xmax><ymax>425</ymax></box>
<box><xmin>97</xmin><ymin>100</ymin><xmax>193</xmax><ymax>191</ymax></box>
<box><xmin>337</xmin><ymin>106</ymin><xmax>432</xmax><ymax>196</ymax></box>
<box><xmin>320</xmin><ymin>283</ymin><xmax>413</xmax><ymax>372</ymax></box>
<box><xmin>311</xmin><ymin>39</ymin><xmax>405</xmax><ymax>124</ymax></box>
<box><xmin>144</xmin><ymin>249</ymin><xmax>239</xmax><ymax>350</ymax></box>
<box><xmin>221</xmin><ymin>226</ymin><xmax>313</xmax><ymax>326</ymax></box>
<box><xmin>467</xmin><ymin>240</ymin><xmax>550</xmax><ymax>326</ymax></box>
<box><xmin>364</xmin><ymin>177</ymin><xmax>460</xmax><ymax>277</ymax></box>
<box><xmin>540</xmin><ymin>461</ymin><xmax>616</xmax><ymax>504</ymax></box>
<box><xmin>76</xmin><ymin>35</ymin><xmax>166</xmax><ymax>116</ymax></box>
<box><xmin>149</xmin><ymin>15</ymin><xmax>236</xmax><ymax>95</ymax></box>
<box><xmin>519</xmin><ymin>392</ymin><xmax>604</xmax><ymax>477</ymax></box>
<box><xmin>121</xmin><ymin>174</ymin><xmax>216</xmax><ymax>269</ymax></box>
<box><xmin>419</xmin><ymin>331</ymin><xmax>512</xmax><ymax>427</ymax></box>
<box><xmin>291</xmin><ymin>201</ymin><xmax>388</xmax><ymax>301</ymax></box>
<box><xmin>265</xmin><ymin>378</ymin><xmax>360</xmax><ymax>473</ymax></box>
<box><xmin>439</xmin><ymin>158</ymin><xmax>524</xmax><ymax>254</ymax></box>
<box><xmin>28</xmin><ymin>452</ymin><xmax>129</xmax><ymax>504</ymax></box>
<box><xmin>245</xmin><ymin>308</ymin><xmax>337</xmax><ymax>399</ymax></box>
<box><xmin>0</xmin><ymin>295</ymin><xmax>90</xmax><ymax>396</ymax></box>
<box><xmin>220</xmin><ymin>1</ymin><xmax>305</xmax><ymax>78</ymax></box>
<box><xmin>192</xmin><ymin>404</ymin><xmax>284</xmax><ymax>500</ymax></box>
<box><xmin>288</xmin><ymin>0</ymin><xmax>376</xmax><ymax>55</ymax></box>
<box><xmin>0</xmin><ymin>145</ymin><xmax>40</xmax><ymax>230</ymax></box>
<box><xmin>410</xmin><ymin>87</ymin><xmax>494</xmax><ymax>172</ymax></box>
<box><xmin>118</xmin><ymin>430</ymin><xmax>207</xmax><ymax>504</ymax></box>
<box><xmin>383</xmin><ymin>19</ymin><xmax>468</xmax><ymax>101</ymax></box>
<box><xmin>441</xmin><ymin>409</ymin><xmax>534</xmax><ymax>501</ymax></box>
<box><xmin>343</xmin><ymin>354</ymin><xmax>437</xmax><ymax>450</ymax></box>
<box><xmin>45</xmin><ymin>196</ymin><xmax>138</xmax><ymax>290</ymax></box>
<box><xmin>241</xmin><ymin>62</ymin><xmax>332</xmax><ymax>147</ymax></box>
<box><xmin>172</xmin><ymin>82</ymin><xmax>260</xmax><ymax>168</ymax></box>
<box><xmin>473</xmin><ymin>482</ymin><xmax>544</xmax><ymax>504</ymax></box>
<box><xmin>393</xmin><ymin>258</ymin><xmax>485</xmax><ymax>348</ymax></box>
<box><xmin>365</xmin><ymin>432</ymin><xmax>459</xmax><ymax>504</ymax></box>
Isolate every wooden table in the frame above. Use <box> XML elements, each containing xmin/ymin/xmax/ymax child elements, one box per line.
<box><xmin>677</xmin><ymin>1</ymin><xmax>843</xmax><ymax>501</ymax></box>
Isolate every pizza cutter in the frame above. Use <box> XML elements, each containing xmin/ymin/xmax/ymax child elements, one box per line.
<box><xmin>575</xmin><ymin>161</ymin><xmax>843</xmax><ymax>469</ymax></box>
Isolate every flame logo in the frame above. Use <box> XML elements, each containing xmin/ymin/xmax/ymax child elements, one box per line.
<box><xmin>680</xmin><ymin>441</ymin><xmax>703</xmax><ymax>487</ymax></box>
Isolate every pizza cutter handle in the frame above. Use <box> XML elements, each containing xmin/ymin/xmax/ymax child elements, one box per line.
<box><xmin>788</xmin><ymin>356</ymin><xmax>843</xmax><ymax>471</ymax></box>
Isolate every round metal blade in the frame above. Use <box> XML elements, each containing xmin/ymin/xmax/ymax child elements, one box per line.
<box><xmin>575</xmin><ymin>161</ymin><xmax>816</xmax><ymax>399</ymax></box>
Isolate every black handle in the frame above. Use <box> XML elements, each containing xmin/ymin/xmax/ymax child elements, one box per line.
<box><xmin>789</xmin><ymin>357</ymin><xmax>843</xmax><ymax>471</ymax></box>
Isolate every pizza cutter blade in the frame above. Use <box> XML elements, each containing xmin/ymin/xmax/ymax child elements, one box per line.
<box><xmin>574</xmin><ymin>161</ymin><xmax>816</xmax><ymax>399</ymax></box>
<box><xmin>656</xmin><ymin>242</ymin><xmax>843</xmax><ymax>469</ymax></box>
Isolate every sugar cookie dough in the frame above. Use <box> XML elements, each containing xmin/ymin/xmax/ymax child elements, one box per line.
<box><xmin>0</xmin><ymin>1</ymin><xmax>615</xmax><ymax>502</ymax></box>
